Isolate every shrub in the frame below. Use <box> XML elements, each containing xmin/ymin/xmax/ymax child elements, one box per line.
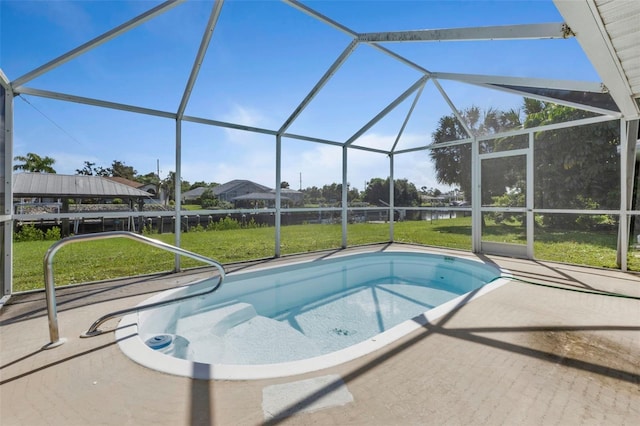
<box><xmin>205</xmin><ymin>216</ymin><xmax>242</xmax><ymax>231</ymax></box>
<box><xmin>142</xmin><ymin>223</ymin><xmax>157</xmax><ymax>235</ymax></box>
<box><xmin>245</xmin><ymin>217</ymin><xmax>261</xmax><ymax>229</ymax></box>
<box><xmin>44</xmin><ymin>227</ymin><xmax>61</xmax><ymax>241</ymax></box>
<box><xmin>14</xmin><ymin>224</ymin><xmax>44</xmax><ymax>242</ymax></box>
<box><xmin>216</xmin><ymin>216</ymin><xmax>241</xmax><ymax>231</ymax></box>
<box><xmin>488</xmin><ymin>191</ymin><xmax>524</xmax><ymax>224</ymax></box>
<box><xmin>190</xmin><ymin>223</ymin><xmax>205</xmax><ymax>232</ymax></box>
<box><xmin>541</xmin><ymin>196</ymin><xmax>616</xmax><ymax>231</ymax></box>
<box><xmin>200</xmin><ymin>188</ymin><xmax>217</xmax><ymax>209</ymax></box>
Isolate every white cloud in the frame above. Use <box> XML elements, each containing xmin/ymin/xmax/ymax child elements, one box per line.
<box><xmin>220</xmin><ymin>104</ymin><xmax>274</xmax><ymax>144</ymax></box>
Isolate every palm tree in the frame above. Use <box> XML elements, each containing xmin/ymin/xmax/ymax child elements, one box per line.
<box><xmin>13</xmin><ymin>153</ymin><xmax>57</xmax><ymax>173</ymax></box>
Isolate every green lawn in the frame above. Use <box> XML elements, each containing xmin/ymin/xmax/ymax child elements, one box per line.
<box><xmin>12</xmin><ymin>217</ymin><xmax>627</xmax><ymax>292</ymax></box>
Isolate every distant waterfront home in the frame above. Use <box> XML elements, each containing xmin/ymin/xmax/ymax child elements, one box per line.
<box><xmin>182</xmin><ymin>179</ymin><xmax>303</xmax><ymax>206</ymax></box>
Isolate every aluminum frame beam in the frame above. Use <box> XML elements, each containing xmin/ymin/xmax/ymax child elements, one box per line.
<box><xmin>0</xmin><ymin>70</ymin><xmax>10</xmax><ymax>91</ymax></box>
<box><xmin>275</xmin><ymin>135</ymin><xmax>282</xmax><ymax>257</ymax></box>
<box><xmin>16</xmin><ymin>87</ymin><xmax>176</xmax><ymax>119</ymax></box>
<box><xmin>182</xmin><ymin>115</ymin><xmax>278</xmax><ymax>136</ymax></box>
<box><xmin>432</xmin><ymin>78</ymin><xmax>474</xmax><ymax>138</ymax></box>
<box><xmin>617</xmin><ymin>119</ymin><xmax>629</xmax><ymax>269</ymax></box>
<box><xmin>174</xmin><ymin>119</ymin><xmax>183</xmax><ymax>271</ymax></box>
<box><xmin>279</xmin><ymin>40</ymin><xmax>359</xmax><ymax>134</ymax></box>
<box><xmin>390</xmin><ymin>84</ymin><xmax>425</xmax><ymax>153</ymax></box>
<box><xmin>433</xmin><ymin>72</ymin><xmax>621</xmax><ymax>117</ymax></box>
<box><xmin>345</xmin><ymin>76</ymin><xmax>428</xmax><ymax>146</ymax></box>
<box><xmin>432</xmin><ymin>71</ymin><xmax>606</xmax><ymax>93</ymax></box>
<box><xmin>341</xmin><ymin>146</ymin><xmax>348</xmax><ymax>248</ymax></box>
<box><xmin>392</xmin><ymin>114</ymin><xmax>618</xmax><ymax>155</ymax></box>
<box><xmin>358</xmin><ymin>23</ymin><xmax>571</xmax><ymax>43</ymax></box>
<box><xmin>1</xmin><ymin>73</ymin><xmax>14</xmax><ymax>297</ymax></box>
<box><xmin>11</xmin><ymin>0</ymin><xmax>186</xmax><ymax>90</ymax></box>
<box><xmin>365</xmin><ymin>43</ymin><xmax>432</xmax><ymax>75</ymax></box>
<box><xmin>283</xmin><ymin>0</ymin><xmax>357</xmax><ymax>38</ymax></box>
<box><xmin>177</xmin><ymin>0</ymin><xmax>224</xmax><ymax>119</ymax></box>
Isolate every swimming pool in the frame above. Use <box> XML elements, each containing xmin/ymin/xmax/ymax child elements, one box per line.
<box><xmin>117</xmin><ymin>250</ymin><xmax>508</xmax><ymax>380</ymax></box>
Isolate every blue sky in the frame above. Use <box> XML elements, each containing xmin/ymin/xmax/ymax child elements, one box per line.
<box><xmin>1</xmin><ymin>0</ymin><xmax>600</xmax><ymax>192</ymax></box>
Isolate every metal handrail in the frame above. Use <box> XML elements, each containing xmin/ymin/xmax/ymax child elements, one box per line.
<box><xmin>42</xmin><ymin>231</ymin><xmax>225</xmax><ymax>349</ymax></box>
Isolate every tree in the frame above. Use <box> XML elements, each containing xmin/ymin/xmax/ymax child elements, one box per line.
<box><xmin>13</xmin><ymin>153</ymin><xmax>56</xmax><ymax>173</ymax></box>
<box><xmin>190</xmin><ymin>181</ymin><xmax>217</xmax><ymax>190</ymax></box>
<box><xmin>76</xmin><ymin>161</ymin><xmax>110</xmax><ymax>176</ymax></box>
<box><xmin>321</xmin><ymin>183</ymin><xmax>342</xmax><ymax>204</ymax></box>
<box><xmin>281</xmin><ymin>181</ymin><xmax>290</xmax><ymax>189</ymax></box>
<box><xmin>136</xmin><ymin>171</ymin><xmax>160</xmax><ymax>185</ymax></box>
<box><xmin>161</xmin><ymin>171</ymin><xmax>191</xmax><ymax>204</ymax></box>
<box><xmin>429</xmin><ymin>106</ymin><xmax>523</xmax><ymax>203</ymax></box>
<box><xmin>200</xmin><ymin>188</ymin><xmax>217</xmax><ymax>208</ymax></box>
<box><xmin>525</xmin><ymin>100</ymin><xmax>619</xmax><ymax>227</ymax></box>
<box><xmin>347</xmin><ymin>186</ymin><xmax>360</xmax><ymax>202</ymax></box>
<box><xmin>76</xmin><ymin>159</ymin><xmax>136</xmax><ymax>178</ymax></box>
<box><xmin>362</xmin><ymin>177</ymin><xmax>420</xmax><ymax>206</ymax></box>
<box><xmin>110</xmin><ymin>160</ymin><xmax>137</xmax><ymax>180</ymax></box>
<box><xmin>363</xmin><ymin>178</ymin><xmax>387</xmax><ymax>206</ymax></box>
<box><xmin>302</xmin><ymin>186</ymin><xmax>322</xmax><ymax>204</ymax></box>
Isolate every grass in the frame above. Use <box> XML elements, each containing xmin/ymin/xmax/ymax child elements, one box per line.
<box><xmin>12</xmin><ymin>217</ymin><xmax>628</xmax><ymax>292</ymax></box>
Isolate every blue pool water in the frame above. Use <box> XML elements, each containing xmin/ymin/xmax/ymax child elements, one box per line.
<box><xmin>118</xmin><ymin>251</ymin><xmax>507</xmax><ymax>379</ymax></box>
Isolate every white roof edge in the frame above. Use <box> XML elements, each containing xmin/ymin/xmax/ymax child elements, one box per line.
<box><xmin>553</xmin><ymin>0</ymin><xmax>639</xmax><ymax>117</ymax></box>
<box><xmin>431</xmin><ymin>71</ymin><xmax>605</xmax><ymax>92</ymax></box>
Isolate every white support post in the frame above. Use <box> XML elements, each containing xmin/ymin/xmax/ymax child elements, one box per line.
<box><xmin>342</xmin><ymin>146</ymin><xmax>348</xmax><ymax>248</ymax></box>
<box><xmin>275</xmin><ymin>135</ymin><xmax>282</xmax><ymax>257</ymax></box>
<box><xmin>174</xmin><ymin>119</ymin><xmax>182</xmax><ymax>271</ymax></box>
<box><xmin>527</xmin><ymin>132</ymin><xmax>535</xmax><ymax>259</ymax></box>
<box><xmin>471</xmin><ymin>138</ymin><xmax>481</xmax><ymax>252</ymax></box>
<box><xmin>3</xmin><ymin>224</ymin><xmax>11</xmax><ymax>297</ymax></box>
<box><xmin>1</xmin><ymin>80</ymin><xmax>13</xmax><ymax>296</ymax></box>
<box><xmin>619</xmin><ymin>119</ymin><xmax>629</xmax><ymax>270</ymax></box>
<box><xmin>389</xmin><ymin>154</ymin><xmax>394</xmax><ymax>241</ymax></box>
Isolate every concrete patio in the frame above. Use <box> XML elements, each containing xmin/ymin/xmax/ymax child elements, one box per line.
<box><xmin>1</xmin><ymin>244</ymin><xmax>639</xmax><ymax>425</ymax></box>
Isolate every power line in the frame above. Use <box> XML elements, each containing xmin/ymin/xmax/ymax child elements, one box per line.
<box><xmin>18</xmin><ymin>95</ymin><xmax>84</xmax><ymax>146</ymax></box>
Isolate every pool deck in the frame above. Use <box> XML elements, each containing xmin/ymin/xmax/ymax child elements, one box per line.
<box><xmin>1</xmin><ymin>244</ymin><xmax>639</xmax><ymax>425</ymax></box>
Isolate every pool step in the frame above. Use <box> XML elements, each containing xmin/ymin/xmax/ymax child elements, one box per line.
<box><xmin>175</xmin><ymin>302</ymin><xmax>322</xmax><ymax>364</ymax></box>
<box><xmin>176</xmin><ymin>302</ymin><xmax>257</xmax><ymax>337</ymax></box>
<box><xmin>215</xmin><ymin>316</ymin><xmax>321</xmax><ymax>364</ymax></box>
<box><xmin>186</xmin><ymin>314</ymin><xmax>321</xmax><ymax>365</ymax></box>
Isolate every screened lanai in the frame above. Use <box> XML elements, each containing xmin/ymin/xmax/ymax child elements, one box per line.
<box><xmin>1</xmin><ymin>0</ymin><xmax>639</xmax><ymax>297</ymax></box>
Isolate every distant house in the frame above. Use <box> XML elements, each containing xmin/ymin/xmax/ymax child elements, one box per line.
<box><xmin>275</xmin><ymin>188</ymin><xmax>304</xmax><ymax>205</ymax></box>
<box><xmin>105</xmin><ymin>176</ymin><xmax>159</xmax><ymax>199</ymax></box>
<box><xmin>232</xmin><ymin>192</ymin><xmax>292</xmax><ymax>208</ymax></box>
<box><xmin>182</xmin><ymin>179</ymin><xmax>303</xmax><ymax>207</ymax></box>
<box><xmin>181</xmin><ymin>186</ymin><xmax>212</xmax><ymax>203</ymax></box>
<box><xmin>214</xmin><ymin>180</ymin><xmax>272</xmax><ymax>203</ymax></box>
